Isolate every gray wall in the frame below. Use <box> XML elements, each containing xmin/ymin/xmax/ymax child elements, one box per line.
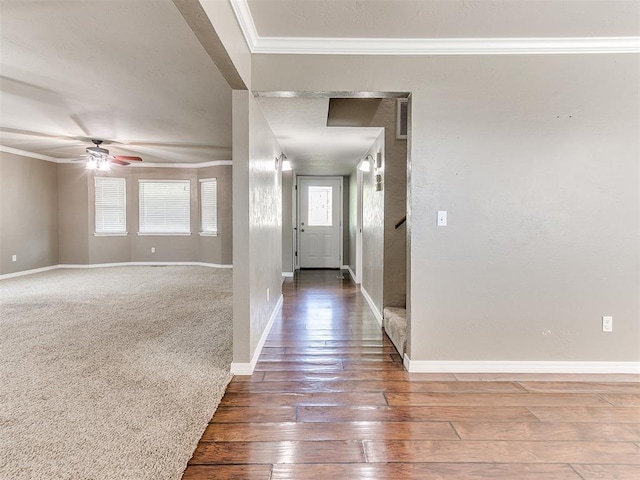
<box><xmin>252</xmin><ymin>53</ymin><xmax>640</xmax><ymax>362</ymax></box>
<box><xmin>0</xmin><ymin>152</ymin><xmax>59</xmax><ymax>274</ymax></box>
<box><xmin>282</xmin><ymin>170</ymin><xmax>294</xmax><ymax>274</ymax></box>
<box><xmin>2</xmin><ymin>155</ymin><xmax>233</xmax><ymax>274</ymax></box>
<box><xmin>57</xmin><ymin>164</ymin><xmax>90</xmax><ymax>265</ymax></box>
<box><xmin>375</xmin><ymin>99</ymin><xmax>408</xmax><ymax>308</ymax></box>
<box><xmin>362</xmin><ymin>133</ymin><xmax>385</xmax><ymax>318</ymax></box>
<box><xmin>348</xmin><ymin>172</ymin><xmax>357</xmax><ymax>276</ymax></box>
<box><xmin>342</xmin><ymin>175</ymin><xmax>350</xmax><ymax>267</ymax></box>
<box><xmin>233</xmin><ymin>90</ymin><xmax>283</xmax><ymax>364</ymax></box>
<box><xmin>199</xmin><ymin>165</ymin><xmax>233</xmax><ymax>266</ymax></box>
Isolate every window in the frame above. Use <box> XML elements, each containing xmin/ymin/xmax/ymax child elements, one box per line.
<box><xmin>200</xmin><ymin>178</ymin><xmax>218</xmax><ymax>235</ymax></box>
<box><xmin>308</xmin><ymin>185</ymin><xmax>333</xmax><ymax>226</ymax></box>
<box><xmin>94</xmin><ymin>177</ymin><xmax>126</xmax><ymax>235</ymax></box>
<box><xmin>138</xmin><ymin>180</ymin><xmax>191</xmax><ymax>235</ymax></box>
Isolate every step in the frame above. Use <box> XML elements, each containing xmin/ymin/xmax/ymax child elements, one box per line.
<box><xmin>383</xmin><ymin>307</ymin><xmax>407</xmax><ymax>357</ymax></box>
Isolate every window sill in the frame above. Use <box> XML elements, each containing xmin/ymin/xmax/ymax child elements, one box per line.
<box><xmin>199</xmin><ymin>232</ymin><xmax>219</xmax><ymax>237</ymax></box>
<box><xmin>137</xmin><ymin>232</ymin><xmax>192</xmax><ymax>236</ymax></box>
<box><xmin>94</xmin><ymin>232</ymin><xmax>128</xmax><ymax>237</ymax></box>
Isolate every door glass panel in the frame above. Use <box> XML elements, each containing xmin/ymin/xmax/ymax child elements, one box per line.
<box><xmin>308</xmin><ymin>186</ymin><xmax>332</xmax><ymax>226</ymax></box>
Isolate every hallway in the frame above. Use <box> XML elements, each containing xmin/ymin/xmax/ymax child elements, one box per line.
<box><xmin>183</xmin><ymin>270</ymin><xmax>639</xmax><ymax>479</ymax></box>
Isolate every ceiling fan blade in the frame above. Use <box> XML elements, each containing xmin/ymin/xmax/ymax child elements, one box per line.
<box><xmin>114</xmin><ymin>155</ymin><xmax>142</xmax><ymax>162</ymax></box>
<box><xmin>110</xmin><ymin>159</ymin><xmax>131</xmax><ymax>166</ymax></box>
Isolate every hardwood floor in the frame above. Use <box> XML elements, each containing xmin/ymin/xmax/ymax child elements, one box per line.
<box><xmin>183</xmin><ymin>270</ymin><xmax>640</xmax><ymax>479</ymax></box>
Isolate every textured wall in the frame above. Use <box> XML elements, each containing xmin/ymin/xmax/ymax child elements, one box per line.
<box><xmin>252</xmin><ymin>53</ymin><xmax>640</xmax><ymax>362</ymax></box>
<box><xmin>248</xmin><ymin>95</ymin><xmax>283</xmax><ymax>355</ymax></box>
<box><xmin>348</xmin><ymin>172</ymin><xmax>358</xmax><ymax>277</ymax></box>
<box><xmin>233</xmin><ymin>91</ymin><xmax>283</xmax><ymax>364</ymax></box>
<box><xmin>282</xmin><ymin>170</ymin><xmax>294</xmax><ymax>273</ymax></box>
<box><xmin>0</xmin><ymin>152</ymin><xmax>59</xmax><ymax>274</ymax></box>
<box><xmin>362</xmin><ymin>133</ymin><xmax>385</xmax><ymax>317</ymax></box>
<box><xmin>342</xmin><ymin>176</ymin><xmax>350</xmax><ymax>266</ymax></box>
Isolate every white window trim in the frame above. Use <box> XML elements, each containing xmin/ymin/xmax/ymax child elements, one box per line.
<box><xmin>199</xmin><ymin>178</ymin><xmax>219</xmax><ymax>236</ymax></box>
<box><xmin>94</xmin><ymin>176</ymin><xmax>127</xmax><ymax>235</ymax></box>
<box><xmin>138</xmin><ymin>179</ymin><xmax>192</xmax><ymax>235</ymax></box>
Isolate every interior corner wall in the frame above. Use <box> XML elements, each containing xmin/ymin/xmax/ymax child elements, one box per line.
<box><xmin>0</xmin><ymin>152</ymin><xmax>59</xmax><ymax>274</ymax></box>
<box><xmin>233</xmin><ymin>90</ymin><xmax>283</xmax><ymax>365</ymax></box>
<box><xmin>252</xmin><ymin>53</ymin><xmax>640</xmax><ymax>363</ymax></box>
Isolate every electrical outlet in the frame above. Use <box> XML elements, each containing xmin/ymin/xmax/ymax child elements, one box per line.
<box><xmin>266</xmin><ymin>288</ymin><xmax>270</xmax><ymax>302</ymax></box>
<box><xmin>437</xmin><ymin>210</ymin><xmax>448</xmax><ymax>227</ymax></box>
<box><xmin>151</xmin><ymin>247</ymin><xmax>156</xmax><ymax>253</ymax></box>
<box><xmin>11</xmin><ymin>254</ymin><xmax>17</xmax><ymax>262</ymax></box>
<box><xmin>602</xmin><ymin>316</ymin><xmax>613</xmax><ymax>333</ymax></box>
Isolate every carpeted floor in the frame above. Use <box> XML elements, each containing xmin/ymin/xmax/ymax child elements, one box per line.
<box><xmin>0</xmin><ymin>266</ymin><xmax>233</xmax><ymax>480</ymax></box>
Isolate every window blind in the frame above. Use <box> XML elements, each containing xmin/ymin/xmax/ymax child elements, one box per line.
<box><xmin>95</xmin><ymin>177</ymin><xmax>126</xmax><ymax>234</ymax></box>
<box><xmin>200</xmin><ymin>178</ymin><xmax>218</xmax><ymax>235</ymax></box>
<box><xmin>138</xmin><ymin>180</ymin><xmax>191</xmax><ymax>234</ymax></box>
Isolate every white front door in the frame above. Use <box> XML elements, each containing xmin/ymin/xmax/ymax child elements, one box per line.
<box><xmin>299</xmin><ymin>176</ymin><xmax>342</xmax><ymax>268</ymax></box>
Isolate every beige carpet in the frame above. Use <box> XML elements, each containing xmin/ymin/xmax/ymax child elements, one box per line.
<box><xmin>0</xmin><ymin>266</ymin><xmax>233</xmax><ymax>480</ymax></box>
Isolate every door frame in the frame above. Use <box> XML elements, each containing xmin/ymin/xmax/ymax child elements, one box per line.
<box><xmin>296</xmin><ymin>175</ymin><xmax>343</xmax><ymax>270</ymax></box>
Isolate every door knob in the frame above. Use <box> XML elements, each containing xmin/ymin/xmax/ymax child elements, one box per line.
<box><xmin>301</xmin><ymin>229</ymin><xmax>305</xmax><ymax>232</ymax></box>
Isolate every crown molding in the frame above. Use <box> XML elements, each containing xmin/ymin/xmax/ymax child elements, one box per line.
<box><xmin>0</xmin><ymin>146</ymin><xmax>232</xmax><ymax>169</ymax></box>
<box><xmin>253</xmin><ymin>36</ymin><xmax>640</xmax><ymax>55</ymax></box>
<box><xmin>229</xmin><ymin>0</ymin><xmax>640</xmax><ymax>55</ymax></box>
<box><xmin>0</xmin><ymin>145</ymin><xmax>59</xmax><ymax>163</ymax></box>
<box><xmin>229</xmin><ymin>0</ymin><xmax>258</xmax><ymax>51</ymax></box>
<box><xmin>129</xmin><ymin>160</ymin><xmax>233</xmax><ymax>168</ymax></box>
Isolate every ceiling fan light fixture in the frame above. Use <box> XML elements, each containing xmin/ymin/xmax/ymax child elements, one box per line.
<box><xmin>85</xmin><ymin>158</ymin><xmax>98</xmax><ymax>170</ymax></box>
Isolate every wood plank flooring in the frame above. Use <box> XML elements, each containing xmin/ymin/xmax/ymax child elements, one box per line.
<box><xmin>183</xmin><ymin>270</ymin><xmax>640</xmax><ymax>479</ymax></box>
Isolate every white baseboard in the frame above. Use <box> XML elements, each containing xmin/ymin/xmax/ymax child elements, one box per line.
<box><xmin>346</xmin><ymin>265</ymin><xmax>358</xmax><ymax>284</ymax></box>
<box><xmin>282</xmin><ymin>272</ymin><xmax>294</xmax><ymax>278</ymax></box>
<box><xmin>403</xmin><ymin>357</ymin><xmax>640</xmax><ymax>374</ymax></box>
<box><xmin>0</xmin><ymin>261</ymin><xmax>233</xmax><ymax>280</ymax></box>
<box><xmin>360</xmin><ymin>286</ymin><xmax>382</xmax><ymax>326</ymax></box>
<box><xmin>231</xmin><ymin>294</ymin><xmax>283</xmax><ymax>375</ymax></box>
<box><xmin>0</xmin><ymin>265</ymin><xmax>59</xmax><ymax>280</ymax></box>
<box><xmin>341</xmin><ymin>264</ymin><xmax>349</xmax><ymax>270</ymax></box>
<box><xmin>60</xmin><ymin>261</ymin><xmax>233</xmax><ymax>269</ymax></box>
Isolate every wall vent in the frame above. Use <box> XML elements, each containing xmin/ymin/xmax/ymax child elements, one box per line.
<box><xmin>396</xmin><ymin>98</ymin><xmax>408</xmax><ymax>140</ymax></box>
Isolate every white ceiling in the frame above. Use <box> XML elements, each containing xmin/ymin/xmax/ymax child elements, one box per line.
<box><xmin>256</xmin><ymin>97</ymin><xmax>382</xmax><ymax>175</ymax></box>
<box><xmin>0</xmin><ymin>0</ymin><xmax>232</xmax><ymax>164</ymax></box>
<box><xmin>1</xmin><ymin>0</ymin><xmax>637</xmax><ymax>171</ymax></box>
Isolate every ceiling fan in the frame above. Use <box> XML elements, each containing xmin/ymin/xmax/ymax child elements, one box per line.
<box><xmin>75</xmin><ymin>139</ymin><xmax>143</xmax><ymax>170</ymax></box>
